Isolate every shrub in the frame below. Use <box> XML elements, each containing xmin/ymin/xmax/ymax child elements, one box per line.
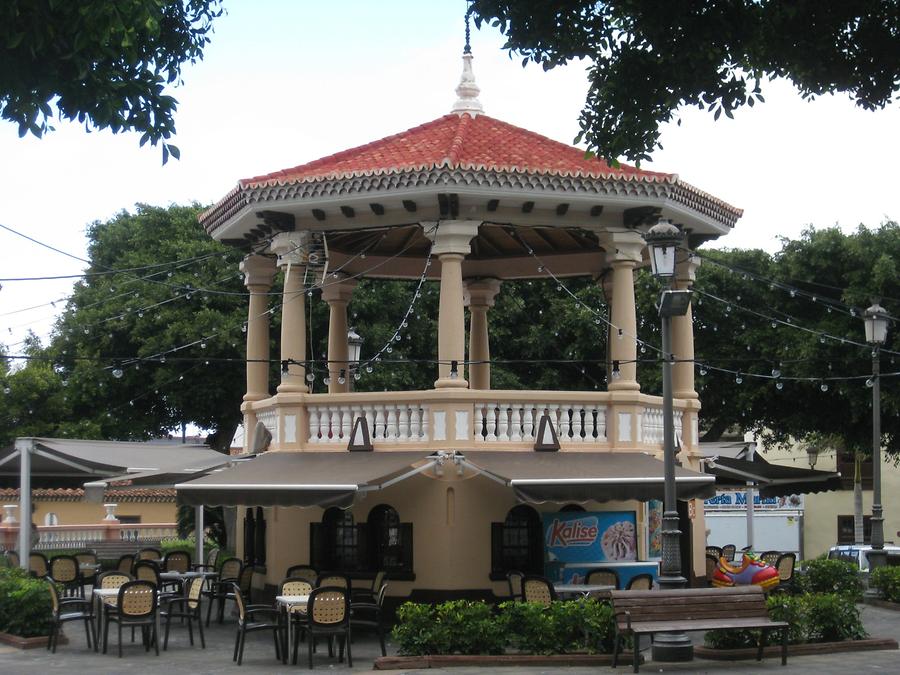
<box><xmin>800</xmin><ymin>559</ymin><xmax>863</xmax><ymax>598</ymax></box>
<box><xmin>392</xmin><ymin>602</ymin><xmax>450</xmax><ymax>655</ymax></box>
<box><xmin>870</xmin><ymin>566</ymin><xmax>900</xmax><ymax>603</ymax></box>
<box><xmin>804</xmin><ymin>593</ymin><xmax>867</xmax><ymax>642</ymax></box>
<box><xmin>0</xmin><ymin>568</ymin><xmax>54</xmax><ymax>637</ymax></box>
<box><xmin>767</xmin><ymin>593</ymin><xmax>807</xmax><ymax>644</ymax></box>
<box><xmin>436</xmin><ymin>600</ymin><xmax>505</xmax><ymax>654</ymax></box>
<box><xmin>159</xmin><ymin>537</ymin><xmax>217</xmax><ymax>560</ymax></box>
<box><xmin>497</xmin><ymin>601</ymin><xmax>560</xmax><ymax>655</ymax></box>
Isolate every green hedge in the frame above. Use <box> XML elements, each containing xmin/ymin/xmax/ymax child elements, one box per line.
<box><xmin>0</xmin><ymin>568</ymin><xmax>53</xmax><ymax>638</ymax></box>
<box><xmin>704</xmin><ymin>592</ymin><xmax>867</xmax><ymax>649</ymax></box>
<box><xmin>159</xmin><ymin>537</ymin><xmax>221</xmax><ymax>562</ymax></box>
<box><xmin>796</xmin><ymin>559</ymin><xmax>863</xmax><ymax>598</ymax></box>
<box><xmin>869</xmin><ymin>566</ymin><xmax>900</xmax><ymax>602</ymax></box>
<box><xmin>392</xmin><ymin>599</ymin><xmax>615</xmax><ymax>656</ymax></box>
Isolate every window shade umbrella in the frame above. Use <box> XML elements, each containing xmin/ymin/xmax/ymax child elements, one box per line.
<box><xmin>704</xmin><ymin>453</ymin><xmax>842</xmax><ymax>498</ymax></box>
<box><xmin>175</xmin><ymin>451</ymin><xmax>437</xmax><ymax>508</ymax></box>
<box><xmin>460</xmin><ymin>451</ymin><xmax>716</xmax><ymax>504</ymax></box>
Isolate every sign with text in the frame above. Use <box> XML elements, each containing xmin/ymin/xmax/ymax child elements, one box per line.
<box><xmin>703</xmin><ymin>491</ymin><xmax>803</xmax><ymax>511</ymax></box>
<box><xmin>543</xmin><ymin>511</ymin><xmax>637</xmax><ymax>564</ymax></box>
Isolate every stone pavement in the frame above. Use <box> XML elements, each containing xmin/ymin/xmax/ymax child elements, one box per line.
<box><xmin>0</xmin><ymin>602</ymin><xmax>897</xmax><ymax>674</ymax></box>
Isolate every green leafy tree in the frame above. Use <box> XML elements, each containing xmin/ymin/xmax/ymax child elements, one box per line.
<box><xmin>0</xmin><ymin>0</ymin><xmax>224</xmax><ymax>162</ymax></box>
<box><xmin>470</xmin><ymin>0</ymin><xmax>900</xmax><ymax>163</ymax></box>
<box><xmin>46</xmin><ymin>204</ymin><xmax>246</xmax><ymax>451</ymax></box>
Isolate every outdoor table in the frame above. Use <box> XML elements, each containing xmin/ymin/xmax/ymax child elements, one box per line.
<box><xmin>92</xmin><ymin>587</ymin><xmax>162</xmax><ymax>653</ymax></box>
<box><xmin>275</xmin><ymin>594</ymin><xmax>310</xmax><ymax>664</ymax></box>
<box><xmin>553</xmin><ymin>583</ymin><xmax>615</xmax><ymax>598</ymax></box>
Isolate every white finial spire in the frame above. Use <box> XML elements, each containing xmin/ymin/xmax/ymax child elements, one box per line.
<box><xmin>451</xmin><ymin>52</ymin><xmax>483</xmax><ymax>116</ymax></box>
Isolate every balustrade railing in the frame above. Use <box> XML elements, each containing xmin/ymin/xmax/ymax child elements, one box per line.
<box><xmin>640</xmin><ymin>406</ymin><xmax>684</xmax><ymax>445</ymax></box>
<box><xmin>474</xmin><ymin>400</ymin><xmax>607</xmax><ymax>444</ymax></box>
<box><xmin>32</xmin><ymin>523</ymin><xmax>178</xmax><ymax>550</ymax></box>
<box><xmin>308</xmin><ymin>402</ymin><xmax>430</xmax><ymax>444</ymax></box>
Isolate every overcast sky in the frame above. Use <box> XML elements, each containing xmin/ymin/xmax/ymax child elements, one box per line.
<box><xmin>2</xmin><ymin>0</ymin><xmax>898</xmax><ymax>351</ymax></box>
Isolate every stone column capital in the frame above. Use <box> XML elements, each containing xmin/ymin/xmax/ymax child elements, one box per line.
<box><xmin>424</xmin><ymin>220</ymin><xmax>481</xmax><ymax>256</ymax></box>
<box><xmin>464</xmin><ymin>278</ymin><xmax>502</xmax><ymax>308</ymax></box>
<box><xmin>240</xmin><ymin>254</ymin><xmax>277</xmax><ymax>289</ymax></box>
<box><xmin>320</xmin><ymin>272</ymin><xmax>358</xmax><ymax>304</ymax></box>
<box><xmin>599</xmin><ymin>229</ymin><xmax>645</xmax><ymax>266</ymax></box>
<box><xmin>269</xmin><ymin>231</ymin><xmax>310</xmax><ymax>268</ymax></box>
<box><xmin>676</xmin><ymin>253</ymin><xmax>701</xmax><ymax>287</ymax></box>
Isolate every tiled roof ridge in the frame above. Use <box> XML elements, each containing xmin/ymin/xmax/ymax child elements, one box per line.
<box><xmin>445</xmin><ymin>112</ymin><xmax>472</xmax><ymax>166</ymax></box>
<box><xmin>0</xmin><ymin>487</ymin><xmax>176</xmax><ymax>501</ymax></box>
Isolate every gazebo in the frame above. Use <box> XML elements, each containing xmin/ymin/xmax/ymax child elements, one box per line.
<box><xmin>184</xmin><ymin>52</ymin><xmax>741</xmax><ymax>600</ymax></box>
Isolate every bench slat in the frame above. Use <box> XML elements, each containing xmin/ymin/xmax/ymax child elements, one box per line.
<box><xmin>623</xmin><ymin>618</ymin><xmax>788</xmax><ymax>634</ymax></box>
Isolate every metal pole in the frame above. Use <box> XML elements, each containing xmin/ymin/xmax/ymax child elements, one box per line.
<box><xmin>16</xmin><ymin>439</ymin><xmax>31</xmax><ymax>570</ymax></box>
<box><xmin>745</xmin><ymin>444</ymin><xmax>755</xmax><ymax>551</ymax></box>
<box><xmin>195</xmin><ymin>504</ymin><xmax>205</xmax><ymax>568</ymax></box>
<box><xmin>869</xmin><ymin>347</ymin><xmax>886</xmax><ymax>569</ymax></box>
<box><xmin>652</xmin><ymin>305</ymin><xmax>693</xmax><ymax>661</ymax></box>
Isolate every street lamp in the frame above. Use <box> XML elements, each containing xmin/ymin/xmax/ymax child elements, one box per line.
<box><xmin>644</xmin><ymin>219</ymin><xmax>693</xmax><ymax>662</ymax></box>
<box><xmin>864</xmin><ymin>300</ymin><xmax>889</xmax><ymax>570</ymax></box>
<box><xmin>347</xmin><ymin>328</ymin><xmax>364</xmax><ymax>391</ymax></box>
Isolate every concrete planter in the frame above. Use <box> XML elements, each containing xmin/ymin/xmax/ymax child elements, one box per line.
<box><xmin>375</xmin><ymin>652</ymin><xmax>636</xmax><ymax>669</ymax></box>
<box><xmin>0</xmin><ymin>631</ymin><xmax>65</xmax><ymax>650</ymax></box>
<box><xmin>694</xmin><ymin>637</ymin><xmax>898</xmax><ymax>661</ymax></box>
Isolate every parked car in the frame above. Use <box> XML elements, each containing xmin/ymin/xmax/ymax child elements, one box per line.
<box><xmin>827</xmin><ymin>544</ymin><xmax>900</xmax><ymax>572</ymax></box>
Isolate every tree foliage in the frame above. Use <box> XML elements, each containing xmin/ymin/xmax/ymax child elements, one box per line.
<box><xmin>0</xmin><ymin>0</ymin><xmax>223</xmax><ymax>162</ymax></box>
<box><xmin>470</xmin><ymin>0</ymin><xmax>900</xmax><ymax>163</ymax></box>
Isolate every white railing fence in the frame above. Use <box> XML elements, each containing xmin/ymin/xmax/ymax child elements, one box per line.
<box><xmin>474</xmin><ymin>401</ymin><xmax>607</xmax><ymax>443</ymax></box>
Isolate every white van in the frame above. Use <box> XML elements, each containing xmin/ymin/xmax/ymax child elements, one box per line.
<box><xmin>827</xmin><ymin>544</ymin><xmax>900</xmax><ymax>572</ymax></box>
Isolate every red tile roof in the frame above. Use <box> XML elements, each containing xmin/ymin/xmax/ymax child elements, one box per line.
<box><xmin>240</xmin><ymin>113</ymin><xmax>674</xmax><ymax>188</ymax></box>
<box><xmin>0</xmin><ymin>488</ymin><xmax>175</xmax><ymax>502</ymax></box>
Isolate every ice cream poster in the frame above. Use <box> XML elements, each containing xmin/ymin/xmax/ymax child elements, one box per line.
<box><xmin>543</xmin><ymin>511</ymin><xmax>638</xmax><ymax>564</ymax></box>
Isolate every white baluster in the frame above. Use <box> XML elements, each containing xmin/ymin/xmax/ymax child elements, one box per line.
<box><xmin>410</xmin><ymin>406</ymin><xmax>422</xmax><ymax>440</ymax></box>
<box><xmin>496</xmin><ymin>403</ymin><xmax>509</xmax><ymax>441</ymax></box>
<box><xmin>572</xmin><ymin>404</ymin><xmax>585</xmax><ymax>442</ymax></box>
<box><xmin>420</xmin><ymin>406</ymin><xmax>430</xmax><ymax>440</ymax></box>
<box><xmin>340</xmin><ymin>406</ymin><xmax>352</xmax><ymax>440</ymax></box>
<box><xmin>308</xmin><ymin>407</ymin><xmax>321</xmax><ymax>444</ymax></box>
<box><xmin>385</xmin><ymin>405</ymin><xmax>398</xmax><ymax>441</ymax></box>
<box><xmin>510</xmin><ymin>405</ymin><xmax>523</xmax><ymax>441</ymax></box>
<box><xmin>474</xmin><ymin>403</ymin><xmax>486</xmax><ymax>441</ymax></box>
<box><xmin>522</xmin><ymin>404</ymin><xmax>535</xmax><ymax>439</ymax></box>
<box><xmin>485</xmin><ymin>404</ymin><xmax>498</xmax><ymax>442</ymax></box>
<box><xmin>363</xmin><ymin>405</ymin><xmax>375</xmax><ymax>441</ymax></box>
<box><xmin>399</xmin><ymin>406</ymin><xmax>411</xmax><ymax>442</ymax></box>
<box><xmin>558</xmin><ymin>405</ymin><xmax>572</xmax><ymax>441</ymax></box>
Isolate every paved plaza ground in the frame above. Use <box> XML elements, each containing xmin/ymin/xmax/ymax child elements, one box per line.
<box><xmin>0</xmin><ymin>602</ymin><xmax>898</xmax><ymax>674</ymax></box>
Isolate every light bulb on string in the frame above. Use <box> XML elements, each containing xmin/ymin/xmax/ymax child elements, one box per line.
<box><xmin>866</xmin><ymin>378</ymin><xmax>874</xmax><ymax>388</ymax></box>
<box><xmin>820</xmin><ymin>382</ymin><xmax>829</xmax><ymax>392</ymax></box>
<box><xmin>323</xmin><ymin>376</ymin><xmax>331</xmax><ymax>386</ymax></box>
<box><xmin>306</xmin><ymin>373</ymin><xmax>315</xmax><ymax>382</ymax></box>
<box><xmin>111</xmin><ymin>368</ymin><xmax>124</xmax><ymax>379</ymax></box>
<box><xmin>776</xmin><ymin>382</ymin><xmax>784</xmax><ymax>390</ymax></box>
<box><xmin>735</xmin><ymin>373</ymin><xmax>743</xmax><ymax>384</ymax></box>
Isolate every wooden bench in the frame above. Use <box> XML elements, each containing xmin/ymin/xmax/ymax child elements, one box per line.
<box><xmin>610</xmin><ymin>586</ymin><xmax>788</xmax><ymax>673</ymax></box>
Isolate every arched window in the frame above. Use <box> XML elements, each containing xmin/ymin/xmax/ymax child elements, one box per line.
<box><xmin>43</xmin><ymin>512</ymin><xmax>59</xmax><ymax>526</ymax></box>
<box><xmin>316</xmin><ymin>507</ymin><xmax>359</xmax><ymax>571</ymax></box>
<box><xmin>491</xmin><ymin>505</ymin><xmax>543</xmax><ymax>577</ymax></box>
<box><xmin>367</xmin><ymin>504</ymin><xmax>413</xmax><ymax>572</ymax></box>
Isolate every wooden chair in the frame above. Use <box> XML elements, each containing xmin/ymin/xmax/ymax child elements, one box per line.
<box><xmin>506</xmin><ymin>570</ymin><xmax>525</xmax><ymax>600</ymax></box>
<box><xmin>522</xmin><ymin>575</ymin><xmax>556</xmax><ymax>606</ymax></box>
<box><xmin>721</xmin><ymin>544</ymin><xmax>737</xmax><ymax>561</ymax></box>
<box><xmin>75</xmin><ymin>551</ymin><xmax>98</xmax><ymax>590</ymax></box>
<box><xmin>775</xmin><ymin>553</ymin><xmax>796</xmax><ymax>589</ymax></box>
<box><xmin>351</xmin><ymin>582</ymin><xmax>387</xmax><ymax>657</ymax></box>
<box><xmin>285</xmin><ymin>564</ymin><xmax>317</xmax><ymax>584</ymax></box>
<box><xmin>205</xmin><ymin>557</ymin><xmax>242</xmax><ymax>626</ymax></box>
<box><xmin>136</xmin><ymin>547</ymin><xmax>162</xmax><ymax>561</ymax></box>
<box><xmin>163</xmin><ymin>576</ymin><xmax>206</xmax><ymax>650</ymax></box>
<box><xmin>29</xmin><ymin>551</ymin><xmax>49</xmax><ymax>578</ymax></box>
<box><xmin>626</xmin><ymin>573</ymin><xmax>654</xmax><ymax>590</ymax></box>
<box><xmin>49</xmin><ymin>554</ymin><xmax>82</xmax><ymax>597</ymax></box>
<box><xmin>96</xmin><ymin>571</ymin><xmax>133</xmax><ymax>651</ymax></box>
<box><xmin>706</xmin><ymin>545</ymin><xmax>723</xmax><ymax>559</ymax></box>
<box><xmin>134</xmin><ymin>559</ymin><xmax>162</xmax><ymax>586</ymax></box>
<box><xmin>586</xmin><ymin>568</ymin><xmax>620</xmax><ymax>590</ymax></box>
<box><xmin>351</xmin><ymin>570</ymin><xmax>385</xmax><ymax>603</ymax></box>
<box><xmin>316</xmin><ymin>572</ymin><xmax>351</xmax><ymax>590</ymax></box>
<box><xmin>305</xmin><ymin>586</ymin><xmax>352</xmax><ymax>669</ymax></box>
<box><xmin>104</xmin><ymin>580</ymin><xmax>159</xmax><ymax>657</ymax></box>
<box><xmin>47</xmin><ymin>580</ymin><xmax>95</xmax><ymax>653</ymax></box>
<box><xmin>116</xmin><ymin>554</ymin><xmax>135</xmax><ymax>575</ymax></box>
<box><xmin>232</xmin><ymin>584</ymin><xmax>282</xmax><ymax>666</ymax></box>
<box><xmin>192</xmin><ymin>547</ymin><xmax>220</xmax><ymax>573</ymax></box>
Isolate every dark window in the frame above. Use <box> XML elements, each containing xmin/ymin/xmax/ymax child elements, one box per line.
<box><xmin>367</xmin><ymin>504</ymin><xmax>413</xmax><ymax>573</ymax></box>
<box><xmin>311</xmin><ymin>505</ymin><xmax>413</xmax><ymax>574</ymax></box>
<box><xmin>560</xmin><ymin>504</ymin><xmax>585</xmax><ymax>512</ymax></box>
<box><xmin>117</xmin><ymin>515</ymin><xmax>141</xmax><ymax>524</ymax></box>
<box><xmin>837</xmin><ymin>515</ymin><xmax>872</xmax><ymax>544</ymax></box>
<box><xmin>243</xmin><ymin>507</ymin><xmax>266</xmax><ymax>566</ymax></box>
<box><xmin>491</xmin><ymin>505</ymin><xmax>543</xmax><ymax>578</ymax></box>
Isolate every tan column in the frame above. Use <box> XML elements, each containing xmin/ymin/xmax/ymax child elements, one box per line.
<box><xmin>600</xmin><ymin>230</ymin><xmax>644</xmax><ymax>392</ymax></box>
<box><xmin>321</xmin><ymin>272</ymin><xmax>357</xmax><ymax>394</ymax></box>
<box><xmin>240</xmin><ymin>254</ymin><xmax>277</xmax><ymax>402</ymax></box>
<box><xmin>271</xmin><ymin>233</ymin><xmax>308</xmax><ymax>393</ymax></box>
<box><xmin>673</xmin><ymin>254</ymin><xmax>701</xmax><ymax>401</ymax></box>
<box><xmin>464</xmin><ymin>278</ymin><xmax>502</xmax><ymax>390</ymax></box>
<box><xmin>425</xmin><ymin>220</ymin><xmax>481</xmax><ymax>389</ymax></box>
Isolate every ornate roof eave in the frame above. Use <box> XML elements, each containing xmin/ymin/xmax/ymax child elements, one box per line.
<box><xmin>200</xmin><ymin>166</ymin><xmax>741</xmax><ymax>242</ymax></box>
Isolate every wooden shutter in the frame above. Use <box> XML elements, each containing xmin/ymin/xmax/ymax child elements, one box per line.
<box><xmin>255</xmin><ymin>507</ymin><xmax>267</xmax><ymax>566</ymax></box>
<box><xmin>243</xmin><ymin>508</ymin><xmax>256</xmax><ymax>566</ymax></box>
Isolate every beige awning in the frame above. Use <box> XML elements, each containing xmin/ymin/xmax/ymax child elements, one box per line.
<box><xmin>175</xmin><ymin>451</ymin><xmax>435</xmax><ymax>508</ymax></box>
<box><xmin>462</xmin><ymin>451</ymin><xmax>716</xmax><ymax>503</ymax></box>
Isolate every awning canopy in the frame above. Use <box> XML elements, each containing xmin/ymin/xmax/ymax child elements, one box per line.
<box><xmin>176</xmin><ymin>451</ymin><xmax>436</xmax><ymax>508</ymax></box>
<box><xmin>461</xmin><ymin>451</ymin><xmax>716</xmax><ymax>503</ymax></box>
<box><xmin>704</xmin><ymin>453</ymin><xmax>842</xmax><ymax>498</ymax></box>
<box><xmin>83</xmin><ymin>453</ymin><xmax>236</xmax><ymax>502</ymax></box>
<box><xmin>0</xmin><ymin>438</ymin><xmax>226</xmax><ymax>481</ymax></box>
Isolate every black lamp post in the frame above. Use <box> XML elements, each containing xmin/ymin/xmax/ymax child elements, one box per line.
<box><xmin>864</xmin><ymin>300</ymin><xmax>889</xmax><ymax>570</ymax></box>
<box><xmin>347</xmin><ymin>328</ymin><xmax>364</xmax><ymax>391</ymax></box>
<box><xmin>644</xmin><ymin>220</ymin><xmax>693</xmax><ymax>662</ymax></box>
